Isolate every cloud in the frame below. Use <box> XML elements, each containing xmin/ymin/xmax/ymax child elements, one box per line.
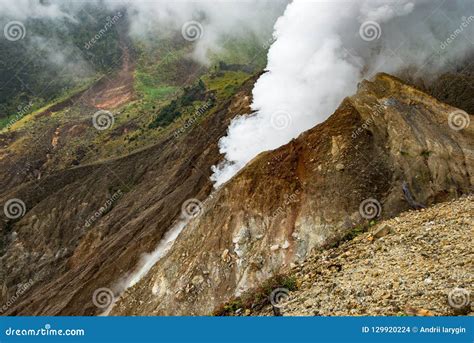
<box><xmin>0</xmin><ymin>0</ymin><xmax>76</xmax><ymax>21</ymax></box>
<box><xmin>211</xmin><ymin>0</ymin><xmax>474</xmax><ymax>187</ymax></box>
<box><xmin>119</xmin><ymin>0</ymin><xmax>288</xmax><ymax>64</ymax></box>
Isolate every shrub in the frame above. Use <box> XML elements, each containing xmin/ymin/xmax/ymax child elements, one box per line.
<box><xmin>212</xmin><ymin>274</ymin><xmax>298</xmax><ymax>316</ymax></box>
<box><xmin>149</xmin><ymin>79</ymin><xmax>207</xmax><ymax>129</ymax></box>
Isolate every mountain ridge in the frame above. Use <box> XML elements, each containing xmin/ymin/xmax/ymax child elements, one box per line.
<box><xmin>110</xmin><ymin>72</ymin><xmax>473</xmax><ymax>315</ymax></box>
<box><xmin>1</xmin><ymin>58</ymin><xmax>472</xmax><ymax>316</ymax></box>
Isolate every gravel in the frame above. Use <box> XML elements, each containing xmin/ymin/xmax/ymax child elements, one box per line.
<box><xmin>254</xmin><ymin>196</ymin><xmax>473</xmax><ymax>316</ymax></box>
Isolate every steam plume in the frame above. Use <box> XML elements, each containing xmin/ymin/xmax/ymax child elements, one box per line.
<box><xmin>211</xmin><ymin>0</ymin><xmax>474</xmax><ymax>186</ymax></box>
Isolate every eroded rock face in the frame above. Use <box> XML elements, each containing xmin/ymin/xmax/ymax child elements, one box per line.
<box><xmin>0</xmin><ymin>76</ymin><xmax>257</xmax><ymax>316</ymax></box>
<box><xmin>250</xmin><ymin>196</ymin><xmax>474</xmax><ymax>316</ymax></box>
<box><xmin>2</xmin><ymin>72</ymin><xmax>472</xmax><ymax>316</ymax></box>
<box><xmin>111</xmin><ymin>73</ymin><xmax>473</xmax><ymax>315</ymax></box>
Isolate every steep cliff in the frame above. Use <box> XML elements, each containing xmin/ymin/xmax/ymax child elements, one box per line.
<box><xmin>220</xmin><ymin>196</ymin><xmax>474</xmax><ymax>316</ymax></box>
<box><xmin>111</xmin><ymin>73</ymin><xmax>473</xmax><ymax>315</ymax></box>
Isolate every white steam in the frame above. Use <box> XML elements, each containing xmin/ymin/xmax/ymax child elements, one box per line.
<box><xmin>121</xmin><ymin>220</ymin><xmax>186</xmax><ymax>289</ymax></box>
<box><xmin>211</xmin><ymin>0</ymin><xmax>474</xmax><ymax>186</ymax></box>
<box><xmin>101</xmin><ymin>220</ymin><xmax>187</xmax><ymax>316</ymax></box>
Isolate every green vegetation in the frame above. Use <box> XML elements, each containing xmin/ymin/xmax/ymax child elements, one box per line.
<box><xmin>342</xmin><ymin>225</ymin><xmax>367</xmax><ymax>242</ymax></box>
<box><xmin>135</xmin><ymin>81</ymin><xmax>177</xmax><ymax>103</ymax></box>
<box><xmin>148</xmin><ymin>79</ymin><xmax>208</xmax><ymax>129</ymax></box>
<box><xmin>420</xmin><ymin>150</ymin><xmax>432</xmax><ymax>157</ymax></box>
<box><xmin>345</xmin><ymin>220</ymin><xmax>376</xmax><ymax>240</ymax></box>
<box><xmin>207</xmin><ymin>35</ymin><xmax>270</xmax><ymax>68</ymax></box>
<box><xmin>326</xmin><ymin>220</ymin><xmax>377</xmax><ymax>249</ymax></box>
<box><xmin>0</xmin><ymin>77</ymin><xmax>98</xmax><ymax>131</ymax></box>
<box><xmin>203</xmin><ymin>69</ymin><xmax>251</xmax><ymax>99</ymax></box>
<box><xmin>0</xmin><ymin>116</ymin><xmax>14</xmax><ymax>130</ymax></box>
<box><xmin>97</xmin><ymin>60</ymin><xmax>253</xmax><ymax>159</ymax></box>
<box><xmin>146</xmin><ymin>60</ymin><xmax>252</xmax><ymax>130</ymax></box>
<box><xmin>133</xmin><ymin>41</ymin><xmax>193</xmax><ymax>98</ymax></box>
<box><xmin>133</xmin><ymin>49</ymin><xmax>187</xmax><ymax>105</ymax></box>
<box><xmin>1</xmin><ymin>25</ymin><xmax>262</xmax><ymax>167</ymax></box>
<box><xmin>0</xmin><ymin>5</ymin><xmax>123</xmax><ymax>119</ymax></box>
<box><xmin>213</xmin><ymin>274</ymin><xmax>298</xmax><ymax>316</ymax></box>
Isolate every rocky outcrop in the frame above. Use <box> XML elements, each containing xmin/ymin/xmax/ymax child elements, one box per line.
<box><xmin>111</xmin><ymin>73</ymin><xmax>473</xmax><ymax>315</ymax></box>
<box><xmin>248</xmin><ymin>196</ymin><xmax>474</xmax><ymax>316</ymax></box>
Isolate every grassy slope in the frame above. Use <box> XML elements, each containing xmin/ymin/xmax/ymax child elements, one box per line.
<box><xmin>0</xmin><ymin>77</ymin><xmax>99</xmax><ymax>131</ymax></box>
<box><xmin>0</xmin><ymin>5</ymin><xmax>123</xmax><ymax>121</ymax></box>
<box><xmin>84</xmin><ymin>36</ymin><xmax>267</xmax><ymax>162</ymax></box>
<box><xmin>1</xmin><ymin>35</ymin><xmax>268</xmax><ymax>172</ymax></box>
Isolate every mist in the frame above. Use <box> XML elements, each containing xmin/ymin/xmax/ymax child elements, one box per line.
<box><xmin>0</xmin><ymin>0</ymin><xmax>287</xmax><ymax>118</ymax></box>
<box><xmin>0</xmin><ymin>0</ymin><xmax>75</xmax><ymax>20</ymax></box>
<box><xmin>1</xmin><ymin>0</ymin><xmax>287</xmax><ymax>63</ymax></box>
<box><xmin>119</xmin><ymin>0</ymin><xmax>288</xmax><ymax>64</ymax></box>
<box><xmin>2</xmin><ymin>0</ymin><xmax>472</xmax><ymax>186</ymax></box>
<box><xmin>211</xmin><ymin>0</ymin><xmax>474</xmax><ymax>187</ymax></box>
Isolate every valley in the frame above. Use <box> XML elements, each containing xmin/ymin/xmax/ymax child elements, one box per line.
<box><xmin>0</xmin><ymin>1</ymin><xmax>472</xmax><ymax>318</ymax></box>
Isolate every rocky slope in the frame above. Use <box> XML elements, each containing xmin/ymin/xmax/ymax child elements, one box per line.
<box><xmin>0</xmin><ymin>72</ymin><xmax>256</xmax><ymax>315</ymax></box>
<box><xmin>243</xmin><ymin>196</ymin><xmax>474</xmax><ymax>316</ymax></box>
<box><xmin>1</xmin><ymin>59</ymin><xmax>472</xmax><ymax>315</ymax></box>
<box><xmin>111</xmin><ymin>73</ymin><xmax>473</xmax><ymax>315</ymax></box>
